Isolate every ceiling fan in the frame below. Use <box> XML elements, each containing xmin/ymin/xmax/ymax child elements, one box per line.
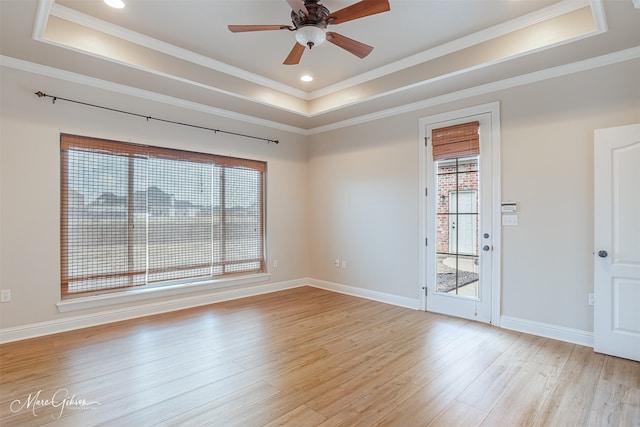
<box><xmin>228</xmin><ymin>0</ymin><xmax>391</xmax><ymax>65</ymax></box>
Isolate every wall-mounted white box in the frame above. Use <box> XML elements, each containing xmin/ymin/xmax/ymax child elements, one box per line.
<box><xmin>501</xmin><ymin>202</ymin><xmax>518</xmax><ymax>213</ymax></box>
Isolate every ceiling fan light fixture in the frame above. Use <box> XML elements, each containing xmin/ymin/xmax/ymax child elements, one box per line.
<box><xmin>295</xmin><ymin>26</ymin><xmax>326</xmax><ymax>48</ymax></box>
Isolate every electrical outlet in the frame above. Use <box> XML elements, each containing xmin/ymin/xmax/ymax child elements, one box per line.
<box><xmin>341</xmin><ymin>260</ymin><xmax>347</xmax><ymax>269</ymax></box>
<box><xmin>273</xmin><ymin>259</ymin><xmax>278</xmax><ymax>269</ymax></box>
<box><xmin>0</xmin><ymin>290</ymin><xmax>11</xmax><ymax>303</ymax></box>
<box><xmin>588</xmin><ymin>293</ymin><xmax>594</xmax><ymax>306</ymax></box>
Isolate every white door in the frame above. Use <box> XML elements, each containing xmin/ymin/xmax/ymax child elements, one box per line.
<box><xmin>420</xmin><ymin>104</ymin><xmax>500</xmax><ymax>325</ymax></box>
<box><xmin>594</xmin><ymin>123</ymin><xmax>640</xmax><ymax>362</ymax></box>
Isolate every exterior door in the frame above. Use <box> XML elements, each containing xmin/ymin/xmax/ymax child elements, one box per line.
<box><xmin>594</xmin><ymin>123</ymin><xmax>640</xmax><ymax>361</ymax></box>
<box><xmin>420</xmin><ymin>104</ymin><xmax>500</xmax><ymax>325</ymax></box>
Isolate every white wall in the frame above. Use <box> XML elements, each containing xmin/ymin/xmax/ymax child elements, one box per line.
<box><xmin>498</xmin><ymin>61</ymin><xmax>639</xmax><ymax>331</ymax></box>
<box><xmin>308</xmin><ymin>59</ymin><xmax>640</xmax><ymax>334</ymax></box>
<box><xmin>308</xmin><ymin>115</ymin><xmax>420</xmax><ymax>300</ymax></box>
<box><xmin>2</xmin><ymin>58</ymin><xmax>639</xmax><ymax>342</ymax></box>
<box><xmin>0</xmin><ymin>67</ymin><xmax>309</xmax><ymax>332</ymax></box>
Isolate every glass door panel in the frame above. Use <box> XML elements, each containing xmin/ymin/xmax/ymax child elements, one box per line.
<box><xmin>435</xmin><ymin>157</ymin><xmax>479</xmax><ymax>298</ymax></box>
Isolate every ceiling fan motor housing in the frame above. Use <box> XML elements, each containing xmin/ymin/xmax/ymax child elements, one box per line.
<box><xmin>291</xmin><ymin>1</ymin><xmax>330</xmax><ymax>28</ymax></box>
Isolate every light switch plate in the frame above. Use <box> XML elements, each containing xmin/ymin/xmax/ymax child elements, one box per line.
<box><xmin>502</xmin><ymin>214</ymin><xmax>518</xmax><ymax>226</ymax></box>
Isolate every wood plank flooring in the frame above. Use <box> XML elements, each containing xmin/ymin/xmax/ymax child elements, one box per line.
<box><xmin>1</xmin><ymin>286</ymin><xmax>638</xmax><ymax>426</ymax></box>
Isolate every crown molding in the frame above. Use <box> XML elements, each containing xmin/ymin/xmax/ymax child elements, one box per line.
<box><xmin>591</xmin><ymin>0</ymin><xmax>608</xmax><ymax>31</ymax></box>
<box><xmin>310</xmin><ymin>0</ymin><xmax>597</xmax><ymax>99</ymax></box>
<box><xmin>35</xmin><ymin>36</ymin><xmax>312</xmax><ymax>118</ymax></box>
<box><xmin>45</xmin><ymin>2</ymin><xmax>310</xmax><ymax>100</ymax></box>
<box><xmin>33</xmin><ymin>0</ymin><xmax>53</xmax><ymax>40</ymax></box>
<box><xmin>37</xmin><ymin>0</ymin><xmax>603</xmax><ymax>107</ymax></box>
<box><xmin>308</xmin><ymin>27</ymin><xmax>604</xmax><ymax>119</ymax></box>
<box><xmin>308</xmin><ymin>46</ymin><xmax>640</xmax><ymax>134</ymax></box>
<box><xmin>3</xmin><ymin>46</ymin><xmax>636</xmax><ymax>136</ymax></box>
<box><xmin>0</xmin><ymin>55</ymin><xmax>309</xmax><ymax>136</ymax></box>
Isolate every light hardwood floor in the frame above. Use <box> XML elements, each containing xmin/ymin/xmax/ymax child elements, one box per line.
<box><xmin>1</xmin><ymin>286</ymin><xmax>638</xmax><ymax>426</ymax></box>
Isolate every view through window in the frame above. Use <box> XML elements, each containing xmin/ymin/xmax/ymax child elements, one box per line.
<box><xmin>435</xmin><ymin>157</ymin><xmax>480</xmax><ymax>298</ymax></box>
<box><xmin>60</xmin><ymin>134</ymin><xmax>265</xmax><ymax>296</ymax></box>
<box><xmin>431</xmin><ymin>121</ymin><xmax>480</xmax><ymax>299</ymax></box>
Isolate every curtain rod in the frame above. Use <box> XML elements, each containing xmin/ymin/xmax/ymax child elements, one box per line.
<box><xmin>34</xmin><ymin>91</ymin><xmax>279</xmax><ymax>144</ymax></box>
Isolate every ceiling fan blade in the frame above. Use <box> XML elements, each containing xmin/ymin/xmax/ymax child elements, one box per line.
<box><xmin>327</xmin><ymin>0</ymin><xmax>390</xmax><ymax>25</ymax></box>
<box><xmin>326</xmin><ymin>32</ymin><xmax>373</xmax><ymax>59</ymax></box>
<box><xmin>287</xmin><ymin>0</ymin><xmax>309</xmax><ymax>15</ymax></box>
<box><xmin>228</xmin><ymin>25</ymin><xmax>292</xmax><ymax>33</ymax></box>
<box><xmin>283</xmin><ymin>43</ymin><xmax>306</xmax><ymax>65</ymax></box>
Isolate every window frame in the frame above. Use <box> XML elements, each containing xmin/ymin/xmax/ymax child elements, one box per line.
<box><xmin>60</xmin><ymin>134</ymin><xmax>267</xmax><ymax>298</ymax></box>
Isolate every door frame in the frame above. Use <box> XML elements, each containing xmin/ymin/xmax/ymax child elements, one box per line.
<box><xmin>418</xmin><ymin>102</ymin><xmax>501</xmax><ymax>325</ymax></box>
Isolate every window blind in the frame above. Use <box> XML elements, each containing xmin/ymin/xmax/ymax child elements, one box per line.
<box><xmin>432</xmin><ymin>121</ymin><xmax>480</xmax><ymax>161</ymax></box>
<box><xmin>60</xmin><ymin>134</ymin><xmax>265</xmax><ymax>296</ymax></box>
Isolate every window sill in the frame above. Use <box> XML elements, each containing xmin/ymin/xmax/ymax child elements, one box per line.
<box><xmin>56</xmin><ymin>273</ymin><xmax>271</xmax><ymax>313</ymax></box>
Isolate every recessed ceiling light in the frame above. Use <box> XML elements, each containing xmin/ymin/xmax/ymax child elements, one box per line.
<box><xmin>300</xmin><ymin>75</ymin><xmax>313</xmax><ymax>82</ymax></box>
<box><xmin>104</xmin><ymin>0</ymin><xmax>125</xmax><ymax>9</ymax></box>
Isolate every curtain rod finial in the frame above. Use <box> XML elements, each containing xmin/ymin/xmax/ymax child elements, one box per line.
<box><xmin>35</xmin><ymin>91</ymin><xmax>45</xmax><ymax>98</ymax></box>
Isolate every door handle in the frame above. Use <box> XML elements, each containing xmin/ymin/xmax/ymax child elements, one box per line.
<box><xmin>598</xmin><ymin>250</ymin><xmax>608</xmax><ymax>258</ymax></box>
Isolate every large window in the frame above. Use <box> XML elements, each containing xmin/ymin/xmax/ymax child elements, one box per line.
<box><xmin>60</xmin><ymin>134</ymin><xmax>266</xmax><ymax>297</ymax></box>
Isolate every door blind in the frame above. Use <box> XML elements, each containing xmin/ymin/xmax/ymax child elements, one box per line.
<box><xmin>432</xmin><ymin>121</ymin><xmax>480</xmax><ymax>161</ymax></box>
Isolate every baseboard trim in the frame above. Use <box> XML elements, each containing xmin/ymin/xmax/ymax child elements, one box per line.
<box><xmin>307</xmin><ymin>278</ymin><xmax>421</xmax><ymax>310</ymax></box>
<box><xmin>0</xmin><ymin>279</ymin><xmax>306</xmax><ymax>344</ymax></box>
<box><xmin>1</xmin><ymin>280</ymin><xmax>592</xmax><ymax>347</ymax></box>
<box><xmin>500</xmin><ymin>315</ymin><xmax>594</xmax><ymax>348</ymax></box>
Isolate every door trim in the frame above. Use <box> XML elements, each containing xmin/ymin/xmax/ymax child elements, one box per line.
<box><xmin>418</xmin><ymin>102</ymin><xmax>501</xmax><ymax>326</ymax></box>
